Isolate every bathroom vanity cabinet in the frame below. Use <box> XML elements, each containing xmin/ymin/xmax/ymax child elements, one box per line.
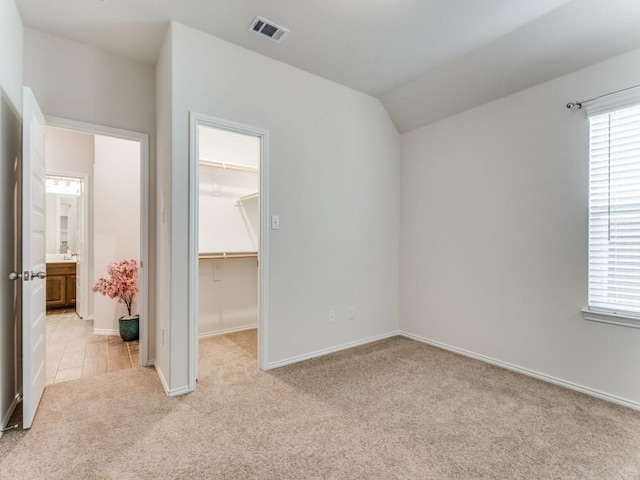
<box><xmin>46</xmin><ymin>262</ymin><xmax>76</xmax><ymax>310</ymax></box>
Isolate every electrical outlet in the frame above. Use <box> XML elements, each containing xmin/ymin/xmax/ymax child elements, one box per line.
<box><xmin>329</xmin><ymin>310</ymin><xmax>335</xmax><ymax>324</ymax></box>
<box><xmin>348</xmin><ymin>306</ymin><xmax>356</xmax><ymax>320</ymax></box>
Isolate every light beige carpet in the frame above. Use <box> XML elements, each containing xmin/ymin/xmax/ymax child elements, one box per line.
<box><xmin>1</xmin><ymin>331</ymin><xmax>639</xmax><ymax>479</ymax></box>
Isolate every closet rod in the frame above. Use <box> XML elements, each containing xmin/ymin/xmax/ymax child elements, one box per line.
<box><xmin>199</xmin><ymin>158</ymin><xmax>258</xmax><ymax>173</ymax></box>
<box><xmin>199</xmin><ymin>252</ymin><xmax>258</xmax><ymax>260</ymax></box>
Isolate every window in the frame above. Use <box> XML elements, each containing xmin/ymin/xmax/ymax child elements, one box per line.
<box><xmin>587</xmin><ymin>101</ymin><xmax>640</xmax><ymax>323</ymax></box>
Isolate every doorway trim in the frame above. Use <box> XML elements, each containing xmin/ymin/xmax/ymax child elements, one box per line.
<box><xmin>45</xmin><ymin>116</ymin><xmax>151</xmax><ymax>367</ymax></box>
<box><xmin>188</xmin><ymin>113</ymin><xmax>269</xmax><ymax>390</ymax></box>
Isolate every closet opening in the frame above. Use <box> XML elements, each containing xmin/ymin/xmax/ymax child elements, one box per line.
<box><xmin>189</xmin><ymin>115</ymin><xmax>269</xmax><ymax>388</ymax></box>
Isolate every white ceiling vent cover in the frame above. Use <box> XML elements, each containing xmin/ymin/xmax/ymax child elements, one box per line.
<box><xmin>249</xmin><ymin>16</ymin><xmax>289</xmax><ymax>43</ymax></box>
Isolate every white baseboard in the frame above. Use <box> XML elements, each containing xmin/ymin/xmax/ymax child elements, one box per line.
<box><xmin>400</xmin><ymin>331</ymin><xmax>640</xmax><ymax>411</ymax></box>
<box><xmin>199</xmin><ymin>324</ymin><xmax>257</xmax><ymax>339</ymax></box>
<box><xmin>154</xmin><ymin>363</ymin><xmax>191</xmax><ymax>397</ymax></box>
<box><xmin>0</xmin><ymin>394</ymin><xmax>21</xmax><ymax>439</ymax></box>
<box><xmin>167</xmin><ymin>385</ymin><xmax>192</xmax><ymax>397</ymax></box>
<box><xmin>93</xmin><ymin>328</ymin><xmax>119</xmax><ymax>336</ymax></box>
<box><xmin>154</xmin><ymin>363</ymin><xmax>170</xmax><ymax>395</ymax></box>
<box><xmin>267</xmin><ymin>331</ymin><xmax>399</xmax><ymax>370</ymax></box>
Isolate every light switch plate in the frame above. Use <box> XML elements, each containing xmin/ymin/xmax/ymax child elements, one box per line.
<box><xmin>271</xmin><ymin>214</ymin><xmax>280</xmax><ymax>230</ymax></box>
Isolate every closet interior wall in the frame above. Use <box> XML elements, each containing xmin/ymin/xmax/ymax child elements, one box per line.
<box><xmin>198</xmin><ymin>155</ymin><xmax>259</xmax><ymax>337</ymax></box>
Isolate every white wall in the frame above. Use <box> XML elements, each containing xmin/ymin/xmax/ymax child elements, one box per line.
<box><xmin>0</xmin><ymin>0</ymin><xmax>22</xmax><ymax>110</ymax></box>
<box><xmin>23</xmin><ymin>28</ymin><xmax>155</xmax><ymax>136</ymax></box>
<box><xmin>154</xmin><ymin>26</ymin><xmax>173</xmax><ymax>387</ymax></box>
<box><xmin>45</xmin><ymin>126</ymin><xmax>95</xmax><ymax>314</ymax></box>
<box><xmin>157</xmin><ymin>22</ymin><xmax>400</xmax><ymax>392</ymax></box>
<box><xmin>23</xmin><ymin>27</ymin><xmax>157</xmax><ymax>359</ymax></box>
<box><xmin>199</xmin><ymin>165</ymin><xmax>258</xmax><ymax>253</ymax></box>
<box><xmin>400</xmin><ymin>47</ymin><xmax>640</xmax><ymax>406</ymax></box>
<box><xmin>199</xmin><ymin>258</ymin><xmax>258</xmax><ymax>336</ymax></box>
<box><xmin>199</xmin><ymin>125</ymin><xmax>260</xmax><ymax>168</ymax></box>
<box><xmin>0</xmin><ymin>0</ymin><xmax>22</xmax><ymax>435</ymax></box>
<box><xmin>93</xmin><ymin>135</ymin><xmax>141</xmax><ymax>333</ymax></box>
<box><xmin>45</xmin><ymin>126</ymin><xmax>94</xmax><ymax>174</ymax></box>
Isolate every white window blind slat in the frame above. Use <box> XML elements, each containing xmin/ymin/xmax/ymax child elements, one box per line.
<box><xmin>588</xmin><ymin>103</ymin><xmax>640</xmax><ymax>315</ymax></box>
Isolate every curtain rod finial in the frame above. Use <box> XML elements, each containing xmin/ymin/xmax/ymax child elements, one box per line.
<box><xmin>567</xmin><ymin>102</ymin><xmax>582</xmax><ymax>112</ymax></box>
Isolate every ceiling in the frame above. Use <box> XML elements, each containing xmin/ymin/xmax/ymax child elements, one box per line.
<box><xmin>15</xmin><ymin>0</ymin><xmax>640</xmax><ymax>132</ymax></box>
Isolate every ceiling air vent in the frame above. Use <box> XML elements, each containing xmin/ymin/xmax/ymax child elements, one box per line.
<box><xmin>249</xmin><ymin>16</ymin><xmax>289</xmax><ymax>43</ymax></box>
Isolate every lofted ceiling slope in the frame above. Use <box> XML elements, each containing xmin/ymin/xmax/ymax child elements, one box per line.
<box><xmin>382</xmin><ymin>0</ymin><xmax>640</xmax><ymax>132</ymax></box>
<box><xmin>15</xmin><ymin>0</ymin><xmax>640</xmax><ymax>132</ymax></box>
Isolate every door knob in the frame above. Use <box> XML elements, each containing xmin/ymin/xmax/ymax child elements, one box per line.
<box><xmin>30</xmin><ymin>271</ymin><xmax>47</xmax><ymax>280</ymax></box>
<box><xmin>8</xmin><ymin>272</ymin><xmax>23</xmax><ymax>281</ymax></box>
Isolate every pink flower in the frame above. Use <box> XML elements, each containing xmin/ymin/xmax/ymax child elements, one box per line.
<box><xmin>92</xmin><ymin>259</ymin><xmax>139</xmax><ymax>316</ymax></box>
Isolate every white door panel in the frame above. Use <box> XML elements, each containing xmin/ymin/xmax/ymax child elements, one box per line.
<box><xmin>22</xmin><ymin>87</ymin><xmax>47</xmax><ymax>429</ymax></box>
<box><xmin>76</xmin><ymin>257</ymin><xmax>81</xmax><ymax>317</ymax></box>
<box><xmin>75</xmin><ymin>190</ymin><xmax>82</xmax><ymax>317</ymax></box>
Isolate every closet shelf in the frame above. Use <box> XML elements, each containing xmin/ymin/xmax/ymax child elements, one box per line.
<box><xmin>235</xmin><ymin>192</ymin><xmax>259</xmax><ymax>206</ymax></box>
<box><xmin>199</xmin><ymin>158</ymin><xmax>258</xmax><ymax>173</ymax></box>
<box><xmin>199</xmin><ymin>251</ymin><xmax>258</xmax><ymax>260</ymax></box>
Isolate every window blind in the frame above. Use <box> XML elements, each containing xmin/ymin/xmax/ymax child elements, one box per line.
<box><xmin>588</xmin><ymin>104</ymin><xmax>640</xmax><ymax>316</ymax></box>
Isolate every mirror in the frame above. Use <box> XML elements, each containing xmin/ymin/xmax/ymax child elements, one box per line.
<box><xmin>46</xmin><ymin>175</ymin><xmax>82</xmax><ymax>255</ymax></box>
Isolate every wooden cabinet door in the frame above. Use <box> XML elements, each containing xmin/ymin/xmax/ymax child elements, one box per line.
<box><xmin>66</xmin><ymin>275</ymin><xmax>76</xmax><ymax>305</ymax></box>
<box><xmin>46</xmin><ymin>275</ymin><xmax>66</xmax><ymax>308</ymax></box>
<box><xmin>46</xmin><ymin>262</ymin><xmax>77</xmax><ymax>309</ymax></box>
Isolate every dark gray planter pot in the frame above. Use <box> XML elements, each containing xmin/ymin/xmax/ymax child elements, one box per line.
<box><xmin>119</xmin><ymin>315</ymin><xmax>139</xmax><ymax>342</ymax></box>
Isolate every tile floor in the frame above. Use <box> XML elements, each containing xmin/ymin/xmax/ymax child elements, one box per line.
<box><xmin>46</xmin><ymin>309</ymin><xmax>139</xmax><ymax>385</ymax></box>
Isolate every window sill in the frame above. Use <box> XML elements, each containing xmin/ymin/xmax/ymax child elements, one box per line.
<box><xmin>581</xmin><ymin>309</ymin><xmax>640</xmax><ymax>329</ymax></box>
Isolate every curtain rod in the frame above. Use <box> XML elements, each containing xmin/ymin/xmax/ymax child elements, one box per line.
<box><xmin>566</xmin><ymin>83</ymin><xmax>640</xmax><ymax>112</ymax></box>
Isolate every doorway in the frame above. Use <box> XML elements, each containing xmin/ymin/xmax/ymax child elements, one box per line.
<box><xmin>44</xmin><ymin>173</ymin><xmax>86</xmax><ymax>316</ymax></box>
<box><xmin>43</xmin><ymin>119</ymin><xmax>149</xmax><ymax>383</ymax></box>
<box><xmin>189</xmin><ymin>114</ymin><xmax>269</xmax><ymax>389</ymax></box>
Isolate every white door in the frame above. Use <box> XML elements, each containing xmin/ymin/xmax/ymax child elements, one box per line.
<box><xmin>22</xmin><ymin>87</ymin><xmax>47</xmax><ymax>429</ymax></box>
<box><xmin>75</xmin><ymin>258</ymin><xmax>82</xmax><ymax>317</ymax></box>
<box><xmin>75</xmin><ymin>186</ymin><xmax>83</xmax><ymax>317</ymax></box>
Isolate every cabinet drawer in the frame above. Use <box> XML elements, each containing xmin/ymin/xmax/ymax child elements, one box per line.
<box><xmin>47</xmin><ymin>262</ymin><xmax>76</xmax><ymax>276</ymax></box>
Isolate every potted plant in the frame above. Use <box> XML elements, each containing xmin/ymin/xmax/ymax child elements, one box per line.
<box><xmin>92</xmin><ymin>259</ymin><xmax>140</xmax><ymax>341</ymax></box>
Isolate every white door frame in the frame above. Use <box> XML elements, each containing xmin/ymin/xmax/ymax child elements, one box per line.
<box><xmin>45</xmin><ymin>116</ymin><xmax>151</xmax><ymax>367</ymax></box>
<box><xmin>45</xmin><ymin>171</ymin><xmax>90</xmax><ymax>319</ymax></box>
<box><xmin>188</xmin><ymin>113</ymin><xmax>270</xmax><ymax>390</ymax></box>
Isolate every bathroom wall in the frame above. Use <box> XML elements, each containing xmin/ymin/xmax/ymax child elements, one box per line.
<box><xmin>45</xmin><ymin>126</ymin><xmax>95</xmax><ymax>315</ymax></box>
<box><xmin>93</xmin><ymin>135</ymin><xmax>141</xmax><ymax>333</ymax></box>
